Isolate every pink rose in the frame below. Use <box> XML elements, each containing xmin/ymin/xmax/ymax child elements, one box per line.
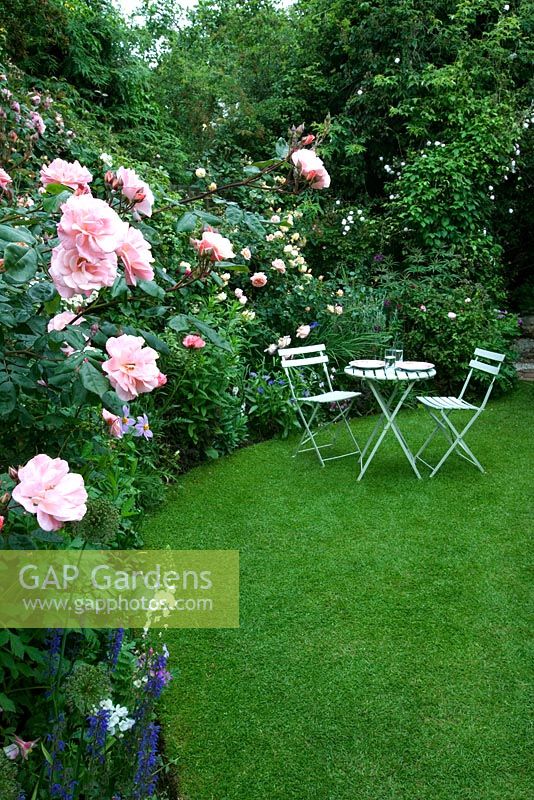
<box><xmin>116</xmin><ymin>166</ymin><xmax>154</xmax><ymax>218</ymax></box>
<box><xmin>182</xmin><ymin>334</ymin><xmax>206</xmax><ymax>349</ymax></box>
<box><xmin>296</xmin><ymin>324</ymin><xmax>311</xmax><ymax>339</ymax></box>
<box><xmin>50</xmin><ymin>244</ymin><xmax>118</xmax><ymax>298</ymax></box>
<box><xmin>240</xmin><ymin>247</ymin><xmax>252</xmax><ymax>260</ymax></box>
<box><xmin>47</xmin><ymin>311</ymin><xmax>85</xmax><ymax>332</ymax></box>
<box><xmin>40</xmin><ymin>158</ymin><xmax>93</xmax><ymax>191</ymax></box>
<box><xmin>11</xmin><ymin>454</ymin><xmax>87</xmax><ymax>531</ymax></box>
<box><xmin>271</xmin><ymin>259</ymin><xmax>286</xmax><ymax>274</ymax></box>
<box><xmin>29</xmin><ymin>111</ymin><xmax>46</xmax><ymax>135</ymax></box>
<box><xmin>0</xmin><ymin>515</ymin><xmax>4</xmax><ymax>532</ymax></box>
<box><xmin>102</xmin><ymin>408</ymin><xmax>123</xmax><ymax>439</ymax></box>
<box><xmin>58</xmin><ymin>194</ymin><xmax>127</xmax><ymax>261</ymax></box>
<box><xmin>116</xmin><ymin>225</ymin><xmax>155</xmax><ymax>286</ymax></box>
<box><xmin>191</xmin><ymin>229</ymin><xmax>235</xmax><ymax>262</ymax></box>
<box><xmin>102</xmin><ymin>334</ymin><xmax>161</xmax><ymax>401</ymax></box>
<box><xmin>250</xmin><ymin>272</ymin><xmax>267</xmax><ymax>287</ymax></box>
<box><xmin>0</xmin><ymin>167</ymin><xmax>12</xmax><ymax>189</ymax></box>
<box><xmin>157</xmin><ymin>372</ymin><xmax>167</xmax><ymax>386</ymax></box>
<box><xmin>291</xmin><ymin>149</ymin><xmax>331</xmax><ymax>189</ymax></box>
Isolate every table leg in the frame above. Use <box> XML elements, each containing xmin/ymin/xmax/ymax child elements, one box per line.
<box><xmin>358</xmin><ymin>381</ymin><xmax>422</xmax><ymax>480</ymax></box>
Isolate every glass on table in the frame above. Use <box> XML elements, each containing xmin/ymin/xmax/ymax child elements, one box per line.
<box><xmin>394</xmin><ymin>343</ymin><xmax>404</xmax><ymax>363</ymax></box>
<box><xmin>384</xmin><ymin>348</ymin><xmax>396</xmax><ymax>370</ymax></box>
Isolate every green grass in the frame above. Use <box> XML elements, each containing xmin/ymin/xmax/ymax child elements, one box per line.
<box><xmin>142</xmin><ymin>384</ymin><xmax>533</xmax><ymax>800</ymax></box>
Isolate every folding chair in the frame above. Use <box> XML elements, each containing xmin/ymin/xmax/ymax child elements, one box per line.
<box><xmin>415</xmin><ymin>347</ymin><xmax>505</xmax><ymax>477</ymax></box>
<box><xmin>279</xmin><ymin>343</ymin><xmax>362</xmax><ymax>466</ymax></box>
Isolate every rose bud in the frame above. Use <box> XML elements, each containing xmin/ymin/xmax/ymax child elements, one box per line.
<box><xmin>8</xmin><ymin>466</ymin><xmax>18</xmax><ymax>481</ymax></box>
<box><xmin>104</xmin><ymin>170</ymin><xmax>115</xmax><ymax>185</ymax></box>
<box><xmin>301</xmin><ymin>134</ymin><xmax>315</xmax><ymax>146</ymax></box>
<box><xmin>0</xmin><ymin>492</ymin><xmax>10</xmax><ymax>505</ymax></box>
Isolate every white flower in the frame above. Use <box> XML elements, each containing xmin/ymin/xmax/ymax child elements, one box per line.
<box><xmin>327</xmin><ymin>304</ymin><xmax>335</xmax><ymax>313</ymax></box>
<box><xmin>216</xmin><ymin>292</ymin><xmax>227</xmax><ymax>301</ymax></box>
<box><xmin>336</xmin><ymin>289</ymin><xmax>344</xmax><ymax>297</ymax></box>
<box><xmin>265</xmin><ymin>233</ymin><xmax>275</xmax><ymax>242</ymax></box>
<box><xmin>488</xmin><ymin>185</ymin><xmax>494</xmax><ymax>191</ymax></box>
<box><xmin>342</xmin><ymin>218</ymin><xmax>347</xmax><ymax>225</ymax></box>
<box><xmin>273</xmin><ymin>230</ymin><xmax>284</xmax><ymax>240</ymax></box>
<box><xmin>179</xmin><ymin>260</ymin><xmax>191</xmax><ymax>269</ymax></box>
<box><xmin>508</xmin><ymin>208</ymin><xmax>514</xmax><ymax>213</ymax></box>
<box><xmin>238</xmin><ymin>295</ymin><xmax>248</xmax><ymax>305</ymax></box>
<box><xmin>242</xmin><ymin>309</ymin><xmax>255</xmax><ymax>321</ymax></box>
<box><xmin>490</xmin><ymin>194</ymin><xmax>495</xmax><ymax>200</ymax></box>
<box><xmin>283</xmin><ymin>244</ymin><xmax>293</xmax><ymax>254</ymax></box>
<box><xmin>447</xmin><ymin>311</ymin><xmax>457</xmax><ymax>320</ymax></box>
<box><xmin>357</xmin><ymin>88</ymin><xmax>363</xmax><ymax>95</ymax></box>
<box><xmin>234</xmin><ymin>287</ymin><xmax>243</xmax><ymax>299</ymax></box>
<box><xmin>296</xmin><ymin>324</ymin><xmax>311</xmax><ymax>339</ymax></box>
<box><xmin>271</xmin><ymin>258</ymin><xmax>286</xmax><ymax>274</ymax></box>
<box><xmin>195</xmin><ymin>167</ymin><xmax>206</xmax><ymax>178</ymax></box>
<box><xmin>240</xmin><ymin>247</ymin><xmax>252</xmax><ymax>260</ymax></box>
<box><xmin>286</xmin><ymin>214</ymin><xmax>294</xmax><ymax>225</ymax></box>
<box><xmin>334</xmin><ymin>304</ymin><xmax>343</xmax><ymax>315</ymax></box>
<box><xmin>291</xmin><ymin>232</ymin><xmax>300</xmax><ymax>242</ymax></box>
<box><xmin>270</xmin><ymin>214</ymin><xmax>281</xmax><ymax>224</ymax></box>
<box><xmin>280</xmin><ymin>225</ymin><xmax>289</xmax><ymax>233</ymax></box>
<box><xmin>265</xmin><ymin>343</ymin><xmax>277</xmax><ymax>355</ymax></box>
<box><xmin>99</xmin><ymin>152</ymin><xmax>113</xmax><ymax>166</ymax></box>
<box><xmin>503</xmin><ymin>4</ymin><xmax>510</xmax><ymax>10</ymax></box>
<box><xmin>207</xmin><ymin>182</ymin><xmax>217</xmax><ymax>192</ymax></box>
<box><xmin>221</xmin><ymin>272</ymin><xmax>231</xmax><ymax>282</ymax></box>
<box><xmin>465</xmin><ymin>297</ymin><xmax>472</xmax><ymax>303</ymax></box>
<box><xmin>278</xmin><ymin>335</ymin><xmax>291</xmax><ymax>348</ymax></box>
<box><xmin>394</xmin><ymin>57</ymin><xmax>400</xmax><ymax>64</ymax></box>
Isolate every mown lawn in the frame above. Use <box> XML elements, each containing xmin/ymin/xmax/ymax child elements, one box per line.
<box><xmin>142</xmin><ymin>383</ymin><xmax>533</xmax><ymax>800</ymax></box>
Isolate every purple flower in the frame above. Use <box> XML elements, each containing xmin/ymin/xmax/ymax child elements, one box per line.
<box><xmin>249</xmin><ymin>371</ymin><xmax>257</xmax><ymax>378</ymax></box>
<box><xmin>86</xmin><ymin>708</ymin><xmax>110</xmax><ymax>764</ymax></box>
<box><xmin>108</xmin><ymin>628</ymin><xmax>125</xmax><ymax>669</ymax></box>
<box><xmin>383</xmin><ymin>299</ymin><xmax>391</xmax><ymax>308</ymax></box>
<box><xmin>45</xmin><ymin>628</ymin><xmax>63</xmax><ymax>678</ymax></box>
<box><xmin>373</xmin><ymin>253</ymin><xmax>384</xmax><ymax>262</ymax></box>
<box><xmin>134</xmin><ymin>414</ymin><xmax>153</xmax><ymax>439</ymax></box>
<box><xmin>309</xmin><ymin>321</ymin><xmax>319</xmax><ymax>329</ymax></box>
<box><xmin>120</xmin><ymin>405</ymin><xmax>135</xmax><ymax>433</ymax></box>
<box><xmin>133</xmin><ymin>722</ymin><xmax>160</xmax><ymax>799</ymax></box>
<box><xmin>257</xmin><ymin>387</ymin><xmax>264</xmax><ymax>394</ymax></box>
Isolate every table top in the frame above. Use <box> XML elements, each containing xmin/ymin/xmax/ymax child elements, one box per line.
<box><xmin>344</xmin><ymin>365</ymin><xmax>436</xmax><ymax>382</ymax></box>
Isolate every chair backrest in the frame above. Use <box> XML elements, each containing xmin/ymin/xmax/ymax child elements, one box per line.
<box><xmin>278</xmin><ymin>344</ymin><xmax>332</xmax><ymax>398</ymax></box>
<box><xmin>459</xmin><ymin>347</ymin><xmax>505</xmax><ymax>407</ymax></box>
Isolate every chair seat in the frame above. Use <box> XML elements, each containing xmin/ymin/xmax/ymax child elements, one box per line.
<box><xmin>299</xmin><ymin>390</ymin><xmax>361</xmax><ymax>404</ymax></box>
<box><xmin>417</xmin><ymin>395</ymin><xmax>478</xmax><ymax>411</ymax></box>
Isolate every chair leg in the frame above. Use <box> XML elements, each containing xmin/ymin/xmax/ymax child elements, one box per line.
<box><xmin>429</xmin><ymin>412</ymin><xmax>485</xmax><ymax>477</ymax></box>
<box><xmin>294</xmin><ymin>404</ymin><xmax>325</xmax><ymax>466</ymax></box>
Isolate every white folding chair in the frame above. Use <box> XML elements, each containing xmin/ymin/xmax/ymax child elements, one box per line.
<box><xmin>279</xmin><ymin>344</ymin><xmax>362</xmax><ymax>466</ymax></box>
<box><xmin>415</xmin><ymin>347</ymin><xmax>505</xmax><ymax>477</ymax></box>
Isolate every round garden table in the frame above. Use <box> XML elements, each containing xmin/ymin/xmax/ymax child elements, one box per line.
<box><xmin>344</xmin><ymin>362</ymin><xmax>436</xmax><ymax>480</ymax></box>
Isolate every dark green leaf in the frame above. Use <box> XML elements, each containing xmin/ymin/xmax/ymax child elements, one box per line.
<box><xmin>138</xmin><ymin>279</ymin><xmax>165</xmax><ymax>300</ymax></box>
<box><xmin>275</xmin><ymin>137</ymin><xmax>289</xmax><ymax>159</ymax></box>
<box><xmin>175</xmin><ymin>212</ymin><xmax>198</xmax><ymax>233</ymax></box>
<box><xmin>0</xmin><ymin>224</ymin><xmax>35</xmax><ymax>245</ymax></box>
<box><xmin>28</xmin><ymin>282</ymin><xmax>57</xmax><ymax>303</ymax></box>
<box><xmin>139</xmin><ymin>329</ymin><xmax>170</xmax><ymax>354</ymax></box>
<box><xmin>42</xmin><ymin>190</ymin><xmax>72</xmax><ymax>213</ymax></box>
<box><xmin>80</xmin><ymin>361</ymin><xmax>109</xmax><ymax>398</ymax></box>
<box><xmin>45</xmin><ymin>182</ymin><xmax>72</xmax><ymax>195</ymax></box>
<box><xmin>0</xmin><ymin>692</ymin><xmax>16</xmax><ymax>713</ymax></box>
<box><xmin>0</xmin><ymin>379</ymin><xmax>16</xmax><ymax>415</ymax></box>
<box><xmin>3</xmin><ymin>243</ymin><xmax>38</xmax><ymax>283</ymax></box>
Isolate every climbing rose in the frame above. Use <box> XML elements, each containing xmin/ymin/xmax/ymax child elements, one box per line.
<box><xmin>240</xmin><ymin>247</ymin><xmax>251</xmax><ymax>260</ymax></box>
<box><xmin>291</xmin><ymin>149</ymin><xmax>331</xmax><ymax>189</ymax></box>
<box><xmin>29</xmin><ymin>111</ymin><xmax>46</xmax><ymax>135</ymax></box>
<box><xmin>58</xmin><ymin>194</ymin><xmax>127</xmax><ymax>261</ymax></box>
<box><xmin>182</xmin><ymin>334</ymin><xmax>206</xmax><ymax>349</ymax></box>
<box><xmin>102</xmin><ymin>408</ymin><xmax>123</xmax><ymax>439</ymax></box>
<box><xmin>12</xmin><ymin>455</ymin><xmax>87</xmax><ymax>531</ymax></box>
<box><xmin>116</xmin><ymin>166</ymin><xmax>154</xmax><ymax>218</ymax></box>
<box><xmin>117</xmin><ymin>225</ymin><xmax>154</xmax><ymax>286</ymax></box>
<box><xmin>50</xmin><ymin>244</ymin><xmax>117</xmax><ymax>298</ymax></box>
<box><xmin>102</xmin><ymin>334</ymin><xmax>161</xmax><ymax>401</ymax></box>
<box><xmin>271</xmin><ymin>259</ymin><xmax>286</xmax><ymax>274</ymax></box>
<box><xmin>47</xmin><ymin>311</ymin><xmax>85</xmax><ymax>332</ymax></box>
<box><xmin>296</xmin><ymin>324</ymin><xmax>311</xmax><ymax>339</ymax></box>
<box><xmin>250</xmin><ymin>272</ymin><xmax>267</xmax><ymax>288</ymax></box>
<box><xmin>0</xmin><ymin>167</ymin><xmax>12</xmax><ymax>189</ymax></box>
<box><xmin>40</xmin><ymin>158</ymin><xmax>93</xmax><ymax>191</ymax></box>
<box><xmin>191</xmin><ymin>229</ymin><xmax>235</xmax><ymax>262</ymax></box>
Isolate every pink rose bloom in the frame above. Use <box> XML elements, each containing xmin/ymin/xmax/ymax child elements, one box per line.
<box><xmin>47</xmin><ymin>311</ymin><xmax>85</xmax><ymax>332</ymax></box>
<box><xmin>271</xmin><ymin>258</ymin><xmax>286</xmax><ymax>274</ymax></box>
<box><xmin>182</xmin><ymin>334</ymin><xmax>206</xmax><ymax>349</ymax></box>
<box><xmin>40</xmin><ymin>158</ymin><xmax>93</xmax><ymax>191</ymax></box>
<box><xmin>117</xmin><ymin>225</ymin><xmax>155</xmax><ymax>286</ymax></box>
<box><xmin>250</xmin><ymin>272</ymin><xmax>267</xmax><ymax>288</ymax></box>
<box><xmin>102</xmin><ymin>408</ymin><xmax>123</xmax><ymax>439</ymax></box>
<box><xmin>296</xmin><ymin>324</ymin><xmax>311</xmax><ymax>339</ymax></box>
<box><xmin>291</xmin><ymin>149</ymin><xmax>331</xmax><ymax>189</ymax></box>
<box><xmin>29</xmin><ymin>111</ymin><xmax>46</xmax><ymax>135</ymax></box>
<box><xmin>0</xmin><ymin>167</ymin><xmax>12</xmax><ymax>189</ymax></box>
<box><xmin>157</xmin><ymin>372</ymin><xmax>167</xmax><ymax>386</ymax></box>
<box><xmin>116</xmin><ymin>166</ymin><xmax>154</xmax><ymax>218</ymax></box>
<box><xmin>50</xmin><ymin>244</ymin><xmax>117</xmax><ymax>298</ymax></box>
<box><xmin>58</xmin><ymin>194</ymin><xmax>127</xmax><ymax>261</ymax></box>
<box><xmin>12</xmin><ymin>454</ymin><xmax>87</xmax><ymax>531</ymax></box>
<box><xmin>102</xmin><ymin>334</ymin><xmax>161</xmax><ymax>401</ymax></box>
<box><xmin>240</xmin><ymin>247</ymin><xmax>252</xmax><ymax>260</ymax></box>
<box><xmin>191</xmin><ymin>229</ymin><xmax>235</xmax><ymax>262</ymax></box>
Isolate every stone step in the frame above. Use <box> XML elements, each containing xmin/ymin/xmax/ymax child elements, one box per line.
<box><xmin>515</xmin><ymin>361</ymin><xmax>534</xmax><ymax>381</ymax></box>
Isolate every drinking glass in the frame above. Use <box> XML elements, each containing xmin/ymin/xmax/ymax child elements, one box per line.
<box><xmin>384</xmin><ymin>348</ymin><xmax>396</xmax><ymax>370</ymax></box>
<box><xmin>394</xmin><ymin>344</ymin><xmax>404</xmax><ymax>364</ymax></box>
